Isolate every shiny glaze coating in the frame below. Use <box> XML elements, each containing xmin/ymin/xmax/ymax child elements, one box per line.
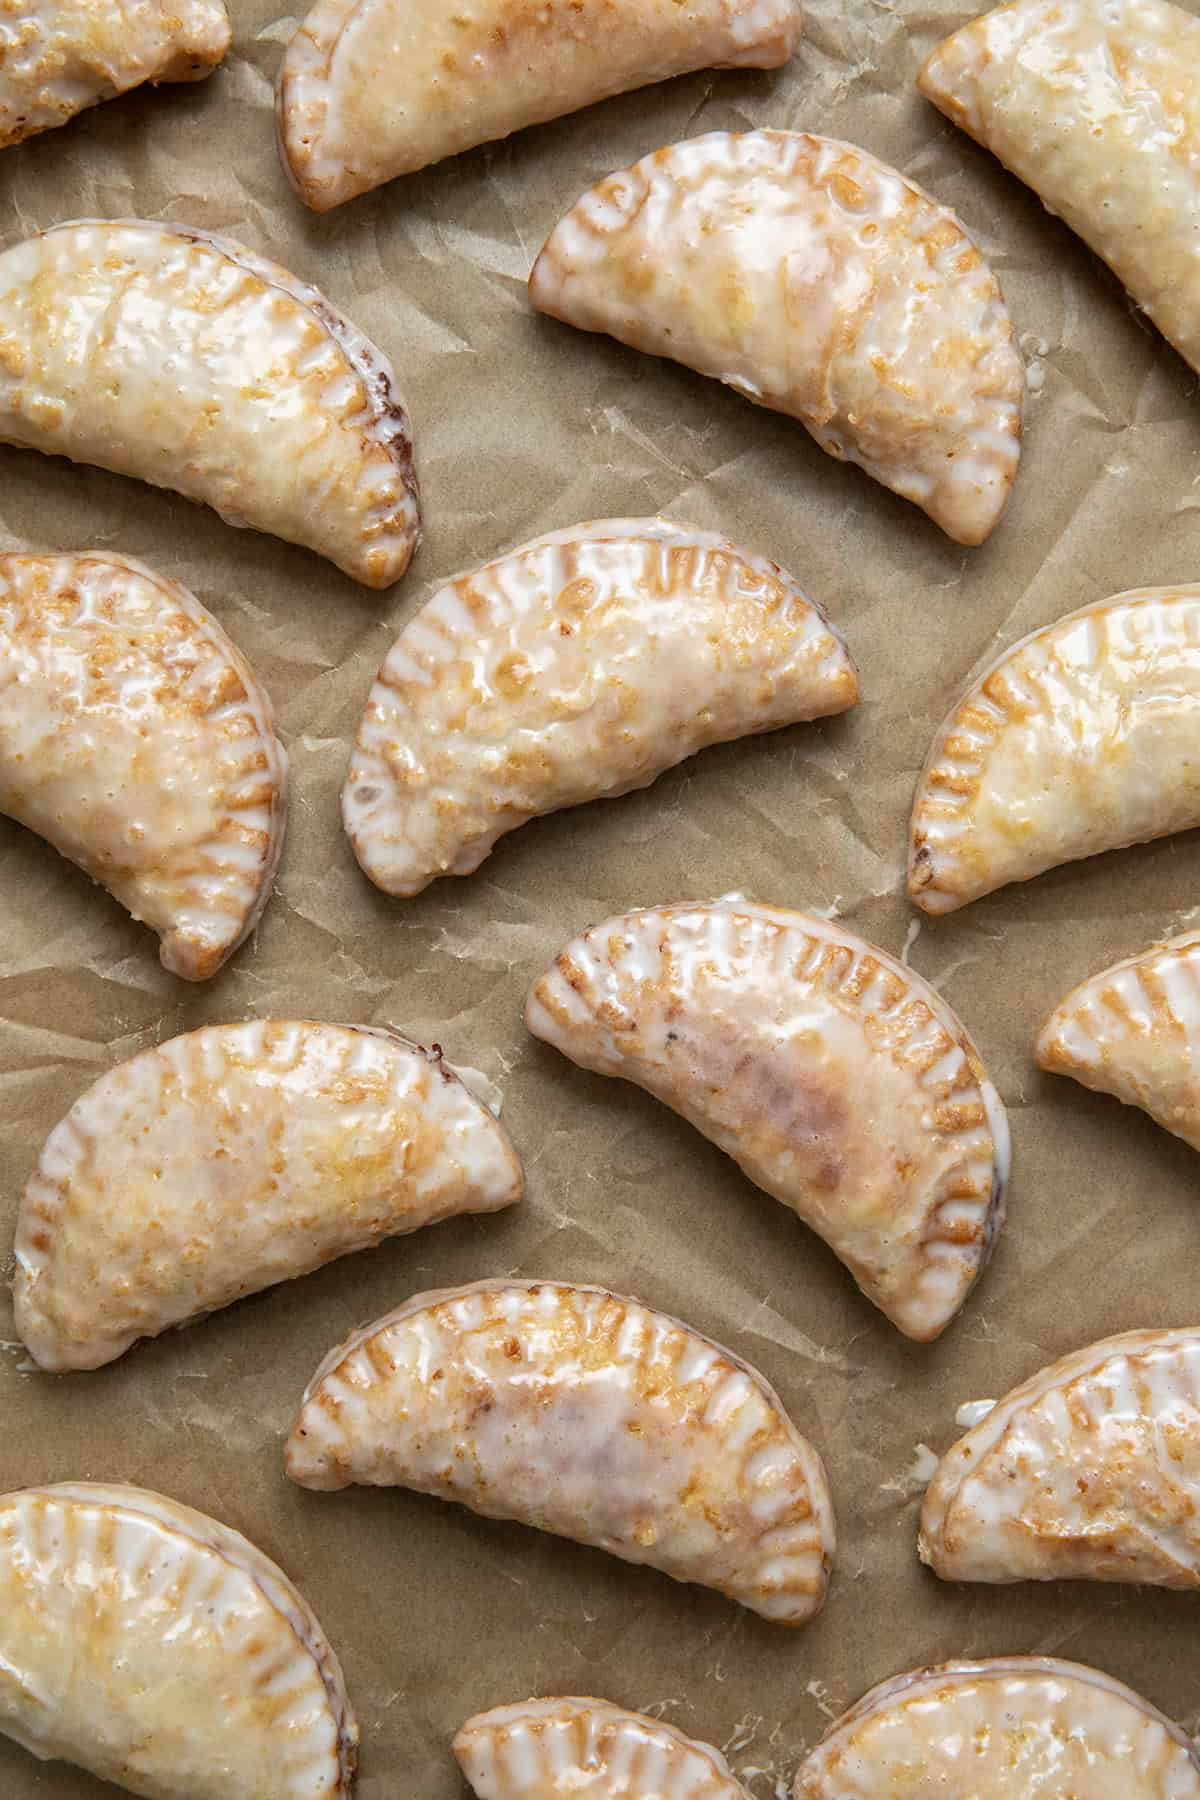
<box><xmin>919</xmin><ymin>1327</ymin><xmax>1200</xmax><ymax>1588</ymax></box>
<box><xmin>1038</xmin><ymin>931</ymin><xmax>1200</xmax><ymax>1151</ymax></box>
<box><xmin>793</xmin><ymin>1657</ymin><xmax>1200</xmax><ymax>1797</ymax></box>
<box><xmin>526</xmin><ymin>903</ymin><xmax>1009</xmax><ymax>1341</ymax></box>
<box><xmin>920</xmin><ymin>0</ymin><xmax>1200</xmax><ymax>375</ymax></box>
<box><xmin>529</xmin><ymin>132</ymin><xmax>1024</xmax><ymax>545</ymax></box>
<box><xmin>0</xmin><ymin>1482</ymin><xmax>356</xmax><ymax>1798</ymax></box>
<box><xmin>343</xmin><ymin>517</ymin><xmax>857</xmax><ymax>898</ymax></box>
<box><xmin>909</xmin><ymin>587</ymin><xmax>1200</xmax><ymax>913</ymax></box>
<box><xmin>286</xmin><ymin>1278</ymin><xmax>836</xmax><ymax>1625</ymax></box>
<box><xmin>15</xmin><ymin>1020</ymin><xmax>523</xmax><ymax>1371</ymax></box>
<box><xmin>0</xmin><ymin>0</ymin><xmax>229</xmax><ymax>148</ymax></box>
<box><xmin>278</xmin><ymin>0</ymin><xmax>801</xmax><ymax>210</ymax></box>
<box><xmin>0</xmin><ymin>220</ymin><xmax>420</xmax><ymax>587</ymax></box>
<box><xmin>0</xmin><ymin>551</ymin><xmax>285</xmax><ymax>980</ymax></box>
<box><xmin>455</xmin><ymin>1697</ymin><xmax>750</xmax><ymax>1799</ymax></box>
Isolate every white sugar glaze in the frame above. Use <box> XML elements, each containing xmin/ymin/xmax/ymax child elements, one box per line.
<box><xmin>0</xmin><ymin>550</ymin><xmax>286</xmax><ymax>979</ymax></box>
<box><xmin>794</xmin><ymin>1657</ymin><xmax>1200</xmax><ymax>1797</ymax></box>
<box><xmin>279</xmin><ymin>0</ymin><xmax>801</xmax><ymax>207</ymax></box>
<box><xmin>531</xmin><ymin>133</ymin><xmax>1024</xmax><ymax>545</ymax></box>
<box><xmin>343</xmin><ymin>517</ymin><xmax>856</xmax><ymax>897</ymax></box>
<box><xmin>287</xmin><ymin>1278</ymin><xmax>835</xmax><ymax>1625</ymax></box>
<box><xmin>0</xmin><ymin>0</ymin><xmax>230</xmax><ymax>149</ymax></box>
<box><xmin>921</xmin><ymin>0</ymin><xmax>1200</xmax><ymax>375</ymax></box>
<box><xmin>0</xmin><ymin>221</ymin><xmax>419</xmax><ymax>587</ymax></box>
<box><xmin>920</xmin><ymin>1327</ymin><xmax>1200</xmax><ymax>1587</ymax></box>
<box><xmin>0</xmin><ymin>1482</ymin><xmax>356</xmax><ymax>1797</ymax></box>
<box><xmin>15</xmin><ymin>1020</ymin><xmax>522</xmax><ymax>1371</ymax></box>
<box><xmin>910</xmin><ymin>587</ymin><xmax>1200</xmax><ymax>913</ymax></box>
<box><xmin>527</xmin><ymin>902</ymin><xmax>1009</xmax><ymax>1340</ymax></box>
<box><xmin>455</xmin><ymin>1697</ymin><xmax>749</xmax><ymax>1798</ymax></box>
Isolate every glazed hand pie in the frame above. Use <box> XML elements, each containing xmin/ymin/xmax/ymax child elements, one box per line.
<box><xmin>919</xmin><ymin>1327</ymin><xmax>1200</xmax><ymax>1588</ymax></box>
<box><xmin>15</xmin><ymin>1021</ymin><xmax>522</xmax><ymax>1371</ymax></box>
<box><xmin>792</xmin><ymin>1658</ymin><xmax>1200</xmax><ymax>1797</ymax></box>
<box><xmin>526</xmin><ymin>902</ymin><xmax>1009</xmax><ymax>1340</ymax></box>
<box><xmin>529</xmin><ymin>132</ymin><xmax>1024</xmax><ymax>545</ymax></box>
<box><xmin>343</xmin><ymin>518</ymin><xmax>857</xmax><ymax>898</ymax></box>
<box><xmin>0</xmin><ymin>221</ymin><xmax>420</xmax><ymax>587</ymax></box>
<box><xmin>278</xmin><ymin>0</ymin><xmax>802</xmax><ymax>211</ymax></box>
<box><xmin>909</xmin><ymin>586</ymin><xmax>1200</xmax><ymax>913</ymax></box>
<box><xmin>0</xmin><ymin>551</ymin><xmax>285</xmax><ymax>980</ymax></box>
<box><xmin>1037</xmin><ymin>932</ymin><xmax>1200</xmax><ymax>1151</ymax></box>
<box><xmin>455</xmin><ymin>1698</ymin><xmax>749</xmax><ymax>1799</ymax></box>
<box><xmin>0</xmin><ymin>0</ymin><xmax>230</xmax><ymax>149</ymax></box>
<box><xmin>286</xmin><ymin>1278</ymin><xmax>835</xmax><ymax>1624</ymax></box>
<box><xmin>920</xmin><ymin>0</ymin><xmax>1200</xmax><ymax>376</ymax></box>
<box><xmin>0</xmin><ymin>1482</ymin><xmax>356</xmax><ymax>1798</ymax></box>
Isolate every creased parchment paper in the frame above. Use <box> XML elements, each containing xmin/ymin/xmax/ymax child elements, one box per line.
<box><xmin>3</xmin><ymin>3</ymin><xmax>1200</xmax><ymax>1793</ymax></box>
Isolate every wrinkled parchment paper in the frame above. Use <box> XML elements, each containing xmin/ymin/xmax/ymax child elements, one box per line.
<box><xmin>4</xmin><ymin>2</ymin><xmax>1200</xmax><ymax>1792</ymax></box>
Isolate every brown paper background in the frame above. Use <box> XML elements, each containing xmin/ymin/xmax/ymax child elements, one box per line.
<box><xmin>3</xmin><ymin>1</ymin><xmax>1200</xmax><ymax>1792</ymax></box>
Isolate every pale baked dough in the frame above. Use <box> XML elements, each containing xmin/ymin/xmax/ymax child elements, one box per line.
<box><xmin>0</xmin><ymin>0</ymin><xmax>230</xmax><ymax>150</ymax></box>
<box><xmin>919</xmin><ymin>1327</ymin><xmax>1200</xmax><ymax>1588</ymax></box>
<box><xmin>526</xmin><ymin>902</ymin><xmax>1009</xmax><ymax>1340</ymax></box>
<box><xmin>920</xmin><ymin>0</ymin><xmax>1200</xmax><ymax>375</ymax></box>
<box><xmin>0</xmin><ymin>220</ymin><xmax>420</xmax><ymax>586</ymax></box>
<box><xmin>909</xmin><ymin>586</ymin><xmax>1200</xmax><ymax>913</ymax></box>
<box><xmin>0</xmin><ymin>551</ymin><xmax>285</xmax><ymax>980</ymax></box>
<box><xmin>343</xmin><ymin>517</ymin><xmax>857</xmax><ymax>897</ymax></box>
<box><xmin>455</xmin><ymin>1698</ymin><xmax>749</xmax><ymax>1799</ymax></box>
<box><xmin>14</xmin><ymin>1021</ymin><xmax>523</xmax><ymax>1371</ymax></box>
<box><xmin>286</xmin><ymin>1278</ymin><xmax>836</xmax><ymax>1625</ymax></box>
<box><xmin>0</xmin><ymin>1482</ymin><xmax>356</xmax><ymax>1798</ymax></box>
<box><xmin>793</xmin><ymin>1658</ymin><xmax>1200</xmax><ymax>1797</ymax></box>
<box><xmin>530</xmin><ymin>132</ymin><xmax>1024</xmax><ymax>545</ymax></box>
<box><xmin>1038</xmin><ymin>931</ymin><xmax>1200</xmax><ymax>1151</ymax></box>
<box><xmin>278</xmin><ymin>0</ymin><xmax>802</xmax><ymax>209</ymax></box>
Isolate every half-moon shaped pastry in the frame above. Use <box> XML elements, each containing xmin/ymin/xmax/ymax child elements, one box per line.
<box><xmin>278</xmin><ymin>0</ymin><xmax>802</xmax><ymax>211</ymax></box>
<box><xmin>0</xmin><ymin>220</ymin><xmax>419</xmax><ymax>587</ymax></box>
<box><xmin>0</xmin><ymin>551</ymin><xmax>286</xmax><ymax>980</ymax></box>
<box><xmin>525</xmin><ymin>902</ymin><xmax>1009</xmax><ymax>1340</ymax></box>
<box><xmin>909</xmin><ymin>586</ymin><xmax>1200</xmax><ymax>914</ymax></box>
<box><xmin>343</xmin><ymin>517</ymin><xmax>857</xmax><ymax>898</ymax></box>
<box><xmin>0</xmin><ymin>1482</ymin><xmax>356</xmax><ymax>1797</ymax></box>
<box><xmin>792</xmin><ymin>1658</ymin><xmax>1200</xmax><ymax>1797</ymax></box>
<box><xmin>529</xmin><ymin>132</ymin><xmax>1024</xmax><ymax>546</ymax></box>
<box><xmin>1037</xmin><ymin>932</ymin><xmax>1200</xmax><ymax>1151</ymax></box>
<box><xmin>286</xmin><ymin>1278</ymin><xmax>836</xmax><ymax>1625</ymax></box>
<box><xmin>15</xmin><ymin>1021</ymin><xmax>523</xmax><ymax>1372</ymax></box>
<box><xmin>920</xmin><ymin>0</ymin><xmax>1200</xmax><ymax>377</ymax></box>
<box><xmin>919</xmin><ymin>1327</ymin><xmax>1200</xmax><ymax>1588</ymax></box>
<box><xmin>1</xmin><ymin>0</ymin><xmax>230</xmax><ymax>150</ymax></box>
<box><xmin>455</xmin><ymin>1698</ymin><xmax>749</xmax><ymax>1799</ymax></box>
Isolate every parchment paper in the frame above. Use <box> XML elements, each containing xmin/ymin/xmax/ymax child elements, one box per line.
<box><xmin>3</xmin><ymin>2</ymin><xmax>1200</xmax><ymax>1793</ymax></box>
